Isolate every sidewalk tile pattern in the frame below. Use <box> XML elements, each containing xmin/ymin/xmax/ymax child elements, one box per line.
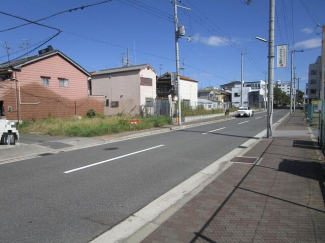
<box><xmin>142</xmin><ymin>111</ymin><xmax>325</xmax><ymax>243</ymax></box>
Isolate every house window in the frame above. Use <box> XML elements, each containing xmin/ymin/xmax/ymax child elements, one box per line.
<box><xmin>183</xmin><ymin>99</ymin><xmax>190</xmax><ymax>107</ymax></box>
<box><xmin>310</xmin><ymin>70</ymin><xmax>317</xmax><ymax>75</ymax></box>
<box><xmin>59</xmin><ymin>78</ymin><xmax>69</xmax><ymax>87</ymax></box>
<box><xmin>41</xmin><ymin>77</ymin><xmax>50</xmax><ymax>86</ymax></box>
<box><xmin>111</xmin><ymin>101</ymin><xmax>119</xmax><ymax>108</ymax></box>
<box><xmin>105</xmin><ymin>99</ymin><xmax>109</xmax><ymax>107</ymax></box>
<box><xmin>146</xmin><ymin>98</ymin><xmax>154</xmax><ymax>107</ymax></box>
<box><xmin>310</xmin><ymin>79</ymin><xmax>317</xmax><ymax>84</ymax></box>
<box><xmin>234</xmin><ymin>93</ymin><xmax>240</xmax><ymax>97</ymax></box>
<box><xmin>310</xmin><ymin>89</ymin><xmax>316</xmax><ymax>94</ymax></box>
<box><xmin>140</xmin><ymin>77</ymin><xmax>152</xmax><ymax>86</ymax></box>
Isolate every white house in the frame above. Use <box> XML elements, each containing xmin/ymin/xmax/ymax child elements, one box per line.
<box><xmin>157</xmin><ymin>73</ymin><xmax>198</xmax><ymax>108</ymax></box>
<box><xmin>232</xmin><ymin>80</ymin><xmax>266</xmax><ymax>108</ymax></box>
<box><xmin>231</xmin><ymin>84</ymin><xmax>251</xmax><ymax>107</ymax></box>
<box><xmin>91</xmin><ymin>64</ymin><xmax>157</xmax><ymax>116</ymax></box>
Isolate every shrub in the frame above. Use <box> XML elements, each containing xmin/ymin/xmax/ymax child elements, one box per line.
<box><xmin>85</xmin><ymin>109</ymin><xmax>96</xmax><ymax>118</ymax></box>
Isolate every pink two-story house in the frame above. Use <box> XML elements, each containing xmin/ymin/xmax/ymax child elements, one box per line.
<box><xmin>0</xmin><ymin>46</ymin><xmax>103</xmax><ymax>121</ymax></box>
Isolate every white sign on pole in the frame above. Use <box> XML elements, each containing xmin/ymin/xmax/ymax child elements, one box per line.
<box><xmin>277</xmin><ymin>44</ymin><xmax>287</xmax><ymax>68</ymax></box>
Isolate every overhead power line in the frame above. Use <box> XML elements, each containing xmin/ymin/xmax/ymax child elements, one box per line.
<box><xmin>0</xmin><ymin>0</ymin><xmax>113</xmax><ymax>33</ymax></box>
<box><xmin>183</xmin><ymin>0</ymin><xmax>265</xmax><ymax>74</ymax></box>
<box><xmin>299</xmin><ymin>0</ymin><xmax>323</xmax><ymax>25</ymax></box>
<box><xmin>116</xmin><ymin>0</ymin><xmax>173</xmax><ymax>22</ymax></box>
<box><xmin>0</xmin><ymin>10</ymin><xmax>61</xmax><ymax>62</ymax></box>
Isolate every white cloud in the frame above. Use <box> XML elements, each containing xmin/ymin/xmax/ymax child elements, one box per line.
<box><xmin>193</xmin><ymin>34</ymin><xmax>249</xmax><ymax>47</ymax></box>
<box><xmin>294</xmin><ymin>38</ymin><xmax>321</xmax><ymax>49</ymax></box>
<box><xmin>301</xmin><ymin>28</ymin><xmax>313</xmax><ymax>34</ymax></box>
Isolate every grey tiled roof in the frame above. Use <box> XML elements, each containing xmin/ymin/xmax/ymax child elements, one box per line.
<box><xmin>92</xmin><ymin>64</ymin><xmax>156</xmax><ymax>76</ymax></box>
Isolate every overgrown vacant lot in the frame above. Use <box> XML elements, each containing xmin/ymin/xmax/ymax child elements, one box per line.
<box><xmin>18</xmin><ymin>115</ymin><xmax>173</xmax><ymax>137</ymax></box>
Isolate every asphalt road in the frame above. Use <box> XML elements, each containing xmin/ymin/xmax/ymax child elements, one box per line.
<box><xmin>0</xmin><ymin>110</ymin><xmax>288</xmax><ymax>243</ymax></box>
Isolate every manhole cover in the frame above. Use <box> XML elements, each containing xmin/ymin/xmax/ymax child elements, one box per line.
<box><xmin>104</xmin><ymin>147</ymin><xmax>118</xmax><ymax>151</ymax></box>
<box><xmin>230</xmin><ymin>156</ymin><xmax>258</xmax><ymax>163</ymax></box>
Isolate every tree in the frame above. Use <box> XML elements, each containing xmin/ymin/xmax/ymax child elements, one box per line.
<box><xmin>273</xmin><ymin>87</ymin><xmax>290</xmax><ymax>106</ymax></box>
<box><xmin>296</xmin><ymin>90</ymin><xmax>304</xmax><ymax>105</ymax></box>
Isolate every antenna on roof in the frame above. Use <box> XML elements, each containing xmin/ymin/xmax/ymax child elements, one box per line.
<box><xmin>2</xmin><ymin>41</ymin><xmax>12</xmax><ymax>63</ymax></box>
<box><xmin>159</xmin><ymin>64</ymin><xmax>162</xmax><ymax>76</ymax></box>
<box><xmin>126</xmin><ymin>48</ymin><xmax>130</xmax><ymax>67</ymax></box>
<box><xmin>180</xmin><ymin>58</ymin><xmax>185</xmax><ymax>75</ymax></box>
<box><xmin>19</xmin><ymin>39</ymin><xmax>31</xmax><ymax>58</ymax></box>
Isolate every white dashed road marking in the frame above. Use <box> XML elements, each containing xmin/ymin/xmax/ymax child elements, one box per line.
<box><xmin>238</xmin><ymin>121</ymin><xmax>249</xmax><ymax>125</ymax></box>
<box><xmin>202</xmin><ymin>127</ymin><xmax>226</xmax><ymax>135</ymax></box>
<box><xmin>64</xmin><ymin>145</ymin><xmax>164</xmax><ymax>174</ymax></box>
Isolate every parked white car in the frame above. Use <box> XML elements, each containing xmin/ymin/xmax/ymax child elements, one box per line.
<box><xmin>236</xmin><ymin>107</ymin><xmax>253</xmax><ymax>117</ymax></box>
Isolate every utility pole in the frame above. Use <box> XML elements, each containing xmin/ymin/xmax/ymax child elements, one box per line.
<box><xmin>290</xmin><ymin>49</ymin><xmax>294</xmax><ymax>114</ymax></box>
<box><xmin>267</xmin><ymin>0</ymin><xmax>275</xmax><ymax>138</ymax></box>
<box><xmin>172</xmin><ymin>0</ymin><xmax>191</xmax><ymax>126</ymax></box>
<box><xmin>321</xmin><ymin>25</ymin><xmax>325</xmax><ymax>103</ymax></box>
<box><xmin>173</xmin><ymin>0</ymin><xmax>181</xmax><ymax>126</ymax></box>
<box><xmin>293</xmin><ymin>67</ymin><xmax>296</xmax><ymax>111</ymax></box>
<box><xmin>240</xmin><ymin>52</ymin><xmax>249</xmax><ymax>106</ymax></box>
<box><xmin>297</xmin><ymin>77</ymin><xmax>300</xmax><ymax>105</ymax></box>
<box><xmin>241</xmin><ymin>52</ymin><xmax>244</xmax><ymax>106</ymax></box>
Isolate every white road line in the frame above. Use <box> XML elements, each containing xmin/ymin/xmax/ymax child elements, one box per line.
<box><xmin>255</xmin><ymin>117</ymin><xmax>262</xmax><ymax>120</ymax></box>
<box><xmin>64</xmin><ymin>145</ymin><xmax>164</xmax><ymax>174</ymax></box>
<box><xmin>238</xmin><ymin>121</ymin><xmax>249</xmax><ymax>125</ymax></box>
<box><xmin>202</xmin><ymin>127</ymin><xmax>226</xmax><ymax>135</ymax></box>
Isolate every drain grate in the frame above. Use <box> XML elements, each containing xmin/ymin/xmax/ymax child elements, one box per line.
<box><xmin>230</xmin><ymin>156</ymin><xmax>258</xmax><ymax>164</ymax></box>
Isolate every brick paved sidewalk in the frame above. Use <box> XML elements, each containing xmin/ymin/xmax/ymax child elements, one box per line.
<box><xmin>141</xmin><ymin>110</ymin><xmax>325</xmax><ymax>243</ymax></box>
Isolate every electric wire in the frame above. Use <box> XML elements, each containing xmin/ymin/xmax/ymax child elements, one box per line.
<box><xmin>281</xmin><ymin>0</ymin><xmax>292</xmax><ymax>48</ymax></box>
<box><xmin>275</xmin><ymin>9</ymin><xmax>285</xmax><ymax>44</ymax></box>
<box><xmin>299</xmin><ymin>0</ymin><xmax>323</xmax><ymax>25</ymax></box>
<box><xmin>0</xmin><ymin>10</ymin><xmax>61</xmax><ymax>63</ymax></box>
<box><xmin>183</xmin><ymin>0</ymin><xmax>265</xmax><ymax>74</ymax></box>
<box><xmin>116</xmin><ymin>0</ymin><xmax>173</xmax><ymax>22</ymax></box>
<box><xmin>290</xmin><ymin>0</ymin><xmax>295</xmax><ymax>45</ymax></box>
<box><xmin>0</xmin><ymin>0</ymin><xmax>113</xmax><ymax>33</ymax></box>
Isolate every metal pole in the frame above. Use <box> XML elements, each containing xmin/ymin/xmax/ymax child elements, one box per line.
<box><xmin>174</xmin><ymin>0</ymin><xmax>181</xmax><ymax>126</ymax></box>
<box><xmin>290</xmin><ymin>50</ymin><xmax>293</xmax><ymax>114</ymax></box>
<box><xmin>267</xmin><ymin>0</ymin><xmax>275</xmax><ymax>138</ymax></box>
<box><xmin>321</xmin><ymin>25</ymin><xmax>325</xmax><ymax>103</ymax></box>
<box><xmin>293</xmin><ymin>67</ymin><xmax>296</xmax><ymax>111</ymax></box>
<box><xmin>241</xmin><ymin>52</ymin><xmax>243</xmax><ymax>106</ymax></box>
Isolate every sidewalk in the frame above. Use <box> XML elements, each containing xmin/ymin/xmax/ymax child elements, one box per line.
<box><xmin>138</xmin><ymin>110</ymin><xmax>325</xmax><ymax>243</ymax></box>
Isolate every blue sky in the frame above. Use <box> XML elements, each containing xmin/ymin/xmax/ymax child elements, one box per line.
<box><xmin>0</xmin><ymin>0</ymin><xmax>324</xmax><ymax>92</ymax></box>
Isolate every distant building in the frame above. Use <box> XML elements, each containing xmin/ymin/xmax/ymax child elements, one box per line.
<box><xmin>220</xmin><ymin>81</ymin><xmax>241</xmax><ymax>91</ymax></box>
<box><xmin>197</xmin><ymin>87</ymin><xmax>231</xmax><ymax>109</ymax></box>
<box><xmin>307</xmin><ymin>56</ymin><xmax>321</xmax><ymax>101</ymax></box>
<box><xmin>231</xmin><ymin>80</ymin><xmax>266</xmax><ymax>108</ymax></box>
<box><xmin>275</xmin><ymin>78</ymin><xmax>291</xmax><ymax>96</ymax></box>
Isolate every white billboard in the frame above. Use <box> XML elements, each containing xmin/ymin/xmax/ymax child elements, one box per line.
<box><xmin>277</xmin><ymin>45</ymin><xmax>287</xmax><ymax>68</ymax></box>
